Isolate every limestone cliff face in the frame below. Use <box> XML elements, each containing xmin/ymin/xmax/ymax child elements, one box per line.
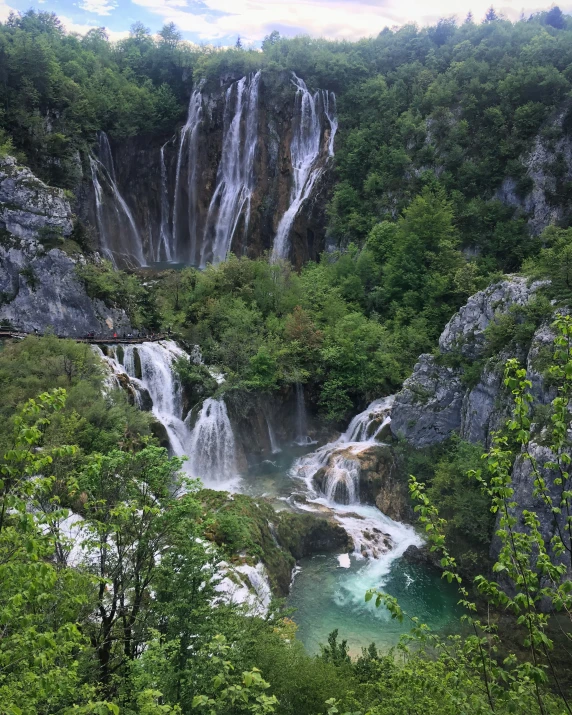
<box><xmin>0</xmin><ymin>156</ymin><xmax>131</xmax><ymax>336</ymax></box>
<box><xmin>497</xmin><ymin>103</ymin><xmax>572</xmax><ymax>235</ymax></box>
<box><xmin>391</xmin><ymin>277</ymin><xmax>550</xmax><ymax>448</ymax></box>
<box><xmin>83</xmin><ymin>70</ymin><xmax>336</xmax><ymax>270</ymax></box>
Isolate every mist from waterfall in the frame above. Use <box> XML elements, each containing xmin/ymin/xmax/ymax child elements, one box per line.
<box><xmin>271</xmin><ymin>74</ymin><xmax>338</xmax><ymax>262</ymax></box>
<box><xmin>200</xmin><ymin>71</ymin><xmax>261</xmax><ymax>268</ymax></box>
<box><xmin>173</xmin><ymin>88</ymin><xmax>203</xmax><ymax>264</ymax></box>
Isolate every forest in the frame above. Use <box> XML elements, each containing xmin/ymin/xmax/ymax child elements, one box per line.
<box><xmin>3</xmin><ymin>5</ymin><xmax>572</xmax><ymax>715</ymax></box>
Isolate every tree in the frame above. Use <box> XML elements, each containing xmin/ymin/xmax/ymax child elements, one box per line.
<box><xmin>485</xmin><ymin>6</ymin><xmax>498</xmax><ymax>22</ymax></box>
<box><xmin>235</xmin><ymin>35</ymin><xmax>243</xmax><ymax>50</ymax></box>
<box><xmin>0</xmin><ymin>390</ymin><xmax>110</xmax><ymax>712</ymax></box>
<box><xmin>546</xmin><ymin>6</ymin><xmax>566</xmax><ymax>29</ymax></box>
<box><xmin>158</xmin><ymin>22</ymin><xmax>181</xmax><ymax>48</ymax></box>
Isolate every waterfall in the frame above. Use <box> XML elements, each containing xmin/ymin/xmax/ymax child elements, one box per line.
<box><xmin>157</xmin><ymin>143</ymin><xmax>173</xmax><ymax>262</ymax></box>
<box><xmin>271</xmin><ymin>75</ymin><xmax>338</xmax><ymax>262</ymax></box>
<box><xmin>89</xmin><ymin>156</ymin><xmax>115</xmax><ymax>265</ymax></box>
<box><xmin>91</xmin><ymin>132</ymin><xmax>146</xmax><ymax>267</ymax></box>
<box><xmin>294</xmin><ymin>396</ymin><xmax>395</xmax><ymax>506</ymax></box>
<box><xmin>265</xmin><ymin>414</ymin><xmax>281</xmax><ymax>454</ymax></box>
<box><xmin>187</xmin><ymin>398</ymin><xmax>237</xmax><ymax>484</ymax></box>
<box><xmin>200</xmin><ymin>71</ymin><xmax>261</xmax><ymax>268</ymax></box>
<box><xmin>121</xmin><ymin>341</ymin><xmax>191</xmax><ymax>455</ymax></box>
<box><xmin>173</xmin><ymin>88</ymin><xmax>203</xmax><ymax>264</ymax></box>
<box><xmin>294</xmin><ymin>383</ymin><xmax>314</xmax><ymax>446</ymax></box>
<box><xmin>98</xmin><ymin>132</ymin><xmax>117</xmax><ymax>184</ymax></box>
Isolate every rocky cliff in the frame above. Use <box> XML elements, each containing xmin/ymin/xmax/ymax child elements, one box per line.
<box><xmin>0</xmin><ymin>156</ymin><xmax>131</xmax><ymax>336</ymax></box>
<box><xmin>391</xmin><ymin>276</ymin><xmax>551</xmax><ymax>448</ymax></box>
<box><xmin>390</xmin><ymin>274</ymin><xmax>571</xmax><ymax>565</ymax></box>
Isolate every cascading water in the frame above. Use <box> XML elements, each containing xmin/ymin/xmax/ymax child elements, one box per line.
<box><xmin>271</xmin><ymin>74</ymin><xmax>338</xmax><ymax>262</ymax></box>
<box><xmin>200</xmin><ymin>72</ymin><xmax>261</xmax><ymax>268</ymax></box>
<box><xmin>173</xmin><ymin>88</ymin><xmax>203</xmax><ymax>264</ymax></box>
<box><xmin>89</xmin><ymin>156</ymin><xmax>114</xmax><ymax>265</ymax></box>
<box><xmin>187</xmin><ymin>398</ymin><xmax>237</xmax><ymax>485</ymax></box>
<box><xmin>294</xmin><ymin>382</ymin><xmax>315</xmax><ymax>446</ymax></box>
<box><xmin>122</xmin><ymin>341</ymin><xmax>191</xmax><ymax>456</ymax></box>
<box><xmin>265</xmin><ymin>414</ymin><xmax>281</xmax><ymax>454</ymax></box>
<box><xmin>157</xmin><ymin>143</ymin><xmax>173</xmax><ymax>262</ymax></box>
<box><xmin>91</xmin><ymin>132</ymin><xmax>146</xmax><ymax>267</ymax></box>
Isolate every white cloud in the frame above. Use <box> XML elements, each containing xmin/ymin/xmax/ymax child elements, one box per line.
<box><xmin>127</xmin><ymin>0</ymin><xmax>572</xmax><ymax>43</ymax></box>
<box><xmin>0</xmin><ymin>0</ymin><xmax>15</xmax><ymax>22</ymax></box>
<box><xmin>78</xmin><ymin>0</ymin><xmax>117</xmax><ymax>16</ymax></box>
<box><xmin>58</xmin><ymin>14</ymin><xmax>130</xmax><ymax>40</ymax></box>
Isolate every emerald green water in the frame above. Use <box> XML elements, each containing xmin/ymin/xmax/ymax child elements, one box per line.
<box><xmin>287</xmin><ymin>553</ymin><xmax>462</xmax><ymax>656</ymax></box>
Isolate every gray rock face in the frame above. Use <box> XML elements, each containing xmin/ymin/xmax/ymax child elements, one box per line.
<box><xmin>439</xmin><ymin>277</ymin><xmax>542</xmax><ymax>359</ymax></box>
<box><xmin>0</xmin><ymin>156</ymin><xmax>131</xmax><ymax>336</ymax></box>
<box><xmin>0</xmin><ymin>244</ymin><xmax>131</xmax><ymax>336</ymax></box>
<box><xmin>392</xmin><ymin>276</ymin><xmax>551</xmax><ymax>448</ymax></box>
<box><xmin>497</xmin><ymin>105</ymin><xmax>572</xmax><ymax>235</ymax></box>
<box><xmin>390</xmin><ymin>354</ymin><xmax>464</xmax><ymax>447</ymax></box>
<box><xmin>0</xmin><ymin>156</ymin><xmax>72</xmax><ymax>239</ymax></box>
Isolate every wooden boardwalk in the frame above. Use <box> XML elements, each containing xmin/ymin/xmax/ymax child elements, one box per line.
<box><xmin>0</xmin><ymin>331</ymin><xmax>167</xmax><ymax>344</ymax></box>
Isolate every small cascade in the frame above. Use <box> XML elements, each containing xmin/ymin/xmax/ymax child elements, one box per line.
<box><xmin>271</xmin><ymin>75</ymin><xmax>338</xmax><ymax>262</ymax></box>
<box><xmin>187</xmin><ymin>398</ymin><xmax>237</xmax><ymax>484</ymax></box>
<box><xmin>91</xmin><ymin>132</ymin><xmax>145</xmax><ymax>267</ymax></box>
<box><xmin>91</xmin><ymin>345</ymin><xmax>147</xmax><ymax>407</ymax></box>
<box><xmin>265</xmin><ymin>414</ymin><xmax>281</xmax><ymax>454</ymax></box>
<box><xmin>200</xmin><ymin>72</ymin><xmax>261</xmax><ymax>268</ymax></box>
<box><xmin>122</xmin><ymin>340</ymin><xmax>191</xmax><ymax>456</ymax></box>
<box><xmin>173</xmin><ymin>88</ymin><xmax>203</xmax><ymax>264</ymax></box>
<box><xmin>294</xmin><ymin>383</ymin><xmax>314</xmax><ymax>446</ymax></box>
<box><xmin>98</xmin><ymin>132</ymin><xmax>117</xmax><ymax>184</ymax></box>
<box><xmin>89</xmin><ymin>156</ymin><xmax>114</xmax><ymax>264</ymax></box>
<box><xmin>157</xmin><ymin>143</ymin><xmax>173</xmax><ymax>262</ymax></box>
<box><xmin>323</xmin><ymin>454</ymin><xmax>360</xmax><ymax>505</ymax></box>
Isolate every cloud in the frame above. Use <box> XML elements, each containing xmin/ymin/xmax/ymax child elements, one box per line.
<box><xmin>125</xmin><ymin>0</ymin><xmax>572</xmax><ymax>44</ymax></box>
<box><xmin>78</xmin><ymin>0</ymin><xmax>118</xmax><ymax>16</ymax></box>
<box><xmin>0</xmin><ymin>0</ymin><xmax>15</xmax><ymax>22</ymax></box>
<box><xmin>58</xmin><ymin>14</ymin><xmax>130</xmax><ymax>40</ymax></box>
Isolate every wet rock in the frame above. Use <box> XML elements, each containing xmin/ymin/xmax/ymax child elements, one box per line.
<box><xmin>403</xmin><ymin>544</ymin><xmax>442</xmax><ymax>571</ymax></box>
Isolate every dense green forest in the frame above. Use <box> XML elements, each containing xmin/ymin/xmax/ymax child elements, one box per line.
<box><xmin>4</xmin><ymin>6</ymin><xmax>572</xmax><ymax>715</ymax></box>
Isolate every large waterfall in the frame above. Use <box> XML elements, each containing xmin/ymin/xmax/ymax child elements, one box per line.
<box><xmin>200</xmin><ymin>71</ymin><xmax>261</xmax><ymax>268</ymax></box>
<box><xmin>271</xmin><ymin>75</ymin><xmax>338</xmax><ymax>262</ymax></box>
<box><xmin>89</xmin><ymin>72</ymin><xmax>336</xmax><ymax>269</ymax></box>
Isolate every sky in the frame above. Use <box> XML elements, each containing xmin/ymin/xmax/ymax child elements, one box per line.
<box><xmin>0</xmin><ymin>0</ymin><xmax>571</xmax><ymax>46</ymax></box>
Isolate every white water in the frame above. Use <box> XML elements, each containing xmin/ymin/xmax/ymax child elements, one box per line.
<box><xmin>290</xmin><ymin>395</ymin><xmax>417</xmax><ymax>558</ymax></box>
<box><xmin>173</xmin><ymin>88</ymin><xmax>203</xmax><ymax>264</ymax></box>
<box><xmin>265</xmin><ymin>414</ymin><xmax>281</xmax><ymax>454</ymax></box>
<box><xmin>294</xmin><ymin>382</ymin><xmax>315</xmax><ymax>446</ymax></box>
<box><xmin>271</xmin><ymin>75</ymin><xmax>338</xmax><ymax>262</ymax></box>
<box><xmin>187</xmin><ymin>398</ymin><xmax>238</xmax><ymax>486</ymax></box>
<box><xmin>89</xmin><ymin>156</ymin><xmax>115</xmax><ymax>265</ymax></box>
<box><xmin>91</xmin><ymin>132</ymin><xmax>146</xmax><ymax>267</ymax></box>
<box><xmin>157</xmin><ymin>143</ymin><xmax>173</xmax><ymax>262</ymax></box>
<box><xmin>124</xmin><ymin>341</ymin><xmax>192</xmax><ymax>456</ymax></box>
<box><xmin>200</xmin><ymin>72</ymin><xmax>261</xmax><ymax>268</ymax></box>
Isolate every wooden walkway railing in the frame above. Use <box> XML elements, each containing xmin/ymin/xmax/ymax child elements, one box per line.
<box><xmin>0</xmin><ymin>330</ymin><xmax>167</xmax><ymax>344</ymax></box>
